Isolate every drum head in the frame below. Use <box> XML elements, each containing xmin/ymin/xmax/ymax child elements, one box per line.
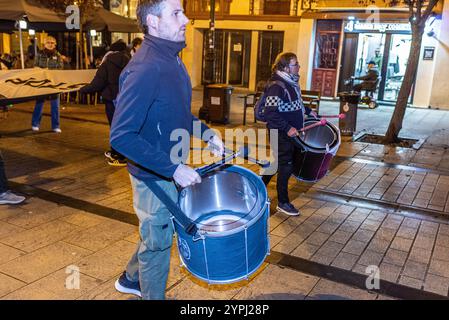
<box><xmin>178</xmin><ymin>167</ymin><xmax>267</xmax><ymax>234</ymax></box>
<box><xmin>299</xmin><ymin>119</ymin><xmax>339</xmax><ymax>151</ymax></box>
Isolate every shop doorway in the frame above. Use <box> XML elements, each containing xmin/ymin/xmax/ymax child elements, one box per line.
<box><xmin>340</xmin><ymin>31</ymin><xmax>412</xmax><ymax>103</ymax></box>
<box><xmin>201</xmin><ymin>29</ymin><xmax>251</xmax><ymax>87</ymax></box>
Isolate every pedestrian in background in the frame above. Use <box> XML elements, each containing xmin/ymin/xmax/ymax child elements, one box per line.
<box><xmin>31</xmin><ymin>36</ymin><xmax>64</xmax><ymax>133</ymax></box>
<box><xmin>80</xmin><ymin>39</ymin><xmax>130</xmax><ymax>166</ymax></box>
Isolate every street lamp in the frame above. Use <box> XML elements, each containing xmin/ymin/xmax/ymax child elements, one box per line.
<box><xmin>89</xmin><ymin>30</ymin><xmax>97</xmax><ymax>67</ymax></box>
<box><xmin>16</xmin><ymin>19</ymin><xmax>28</xmax><ymax>69</ymax></box>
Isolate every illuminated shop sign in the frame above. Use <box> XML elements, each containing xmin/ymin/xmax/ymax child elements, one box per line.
<box><xmin>344</xmin><ymin>21</ymin><xmax>411</xmax><ymax>32</ymax></box>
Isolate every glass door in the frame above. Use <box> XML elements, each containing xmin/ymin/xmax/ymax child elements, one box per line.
<box><xmin>383</xmin><ymin>34</ymin><xmax>412</xmax><ymax>101</ymax></box>
<box><xmin>202</xmin><ymin>29</ymin><xmax>251</xmax><ymax>87</ymax></box>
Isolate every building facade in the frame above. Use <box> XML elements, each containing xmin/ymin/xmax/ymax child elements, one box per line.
<box><xmin>182</xmin><ymin>0</ymin><xmax>449</xmax><ymax>110</ymax></box>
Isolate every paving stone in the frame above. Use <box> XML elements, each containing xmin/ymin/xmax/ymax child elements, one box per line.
<box><xmin>408</xmin><ymin>246</ymin><xmax>432</xmax><ymax>264</ymax></box>
<box><xmin>326</xmin><ymin>213</ymin><xmax>348</xmax><ymax>225</ymax></box>
<box><xmin>381</xmin><ymin>217</ymin><xmax>403</xmax><ymax>231</ymax></box>
<box><xmin>0</xmin><ymin>272</ymin><xmax>26</xmax><ymax>298</ymax></box>
<box><xmin>331</xmin><ymin>252</ymin><xmax>359</xmax><ymax>271</ymax></box>
<box><xmin>310</xmin><ymin>254</ymin><xmax>335</xmax><ymax>266</ymax></box>
<box><xmin>123</xmin><ymin>231</ymin><xmax>140</xmax><ymax>244</ymax></box>
<box><xmin>0</xmin><ymin>221</ymin><xmax>26</xmax><ymax>240</ymax></box>
<box><xmin>414</xmin><ymin>233</ymin><xmax>436</xmax><ymax>250</ymax></box>
<box><xmin>316</xmin><ymin>222</ymin><xmax>340</xmax><ymax>235</ymax></box>
<box><xmin>273</xmin><ymin>233</ymin><xmax>305</xmax><ymax>255</ymax></box>
<box><xmin>398</xmin><ymin>276</ymin><xmax>423</xmax><ymax>290</ymax></box>
<box><xmin>0</xmin><ymin>242</ymin><xmax>92</xmax><ymax>283</ymax></box>
<box><xmin>351</xmin><ymin>263</ymin><xmax>370</xmax><ymax>276</ymax></box>
<box><xmin>304</xmin><ymin>232</ymin><xmax>330</xmax><ymax>247</ymax></box>
<box><xmin>424</xmin><ymin>274</ymin><xmax>449</xmax><ymax>296</ymax></box>
<box><xmin>366</xmin><ymin>238</ymin><xmax>391</xmax><ymax>255</ymax></box>
<box><xmin>382</xmin><ymin>249</ymin><xmax>408</xmax><ymax>267</ymax></box>
<box><xmin>428</xmin><ymin>259</ymin><xmax>449</xmax><ymax>278</ymax></box>
<box><xmin>379</xmin><ymin>262</ymin><xmax>402</xmax><ymax>283</ymax></box>
<box><xmin>431</xmin><ymin>245</ymin><xmax>449</xmax><ymax>262</ymax></box>
<box><xmin>439</xmin><ymin>224</ymin><xmax>449</xmax><ymax>236</ymax></box>
<box><xmin>314</xmin><ymin>241</ymin><xmax>344</xmax><ymax>259</ymax></box>
<box><xmin>342</xmin><ymin>240</ymin><xmax>367</xmax><ymax>256</ymax></box>
<box><xmin>76</xmin><ymin>240</ymin><xmax>136</xmax><ymax>281</ymax></box>
<box><xmin>367</xmin><ymin>210</ymin><xmax>387</xmax><ymax>221</ymax></box>
<box><xmin>395</xmin><ymin>225</ymin><xmax>417</xmax><ymax>239</ymax></box>
<box><xmin>1</xmin><ymin>282</ymin><xmax>63</xmax><ymax>300</ymax></box>
<box><xmin>374</xmin><ymin>228</ymin><xmax>396</xmax><ymax>242</ymax></box>
<box><xmin>269</xmin><ymin>213</ymin><xmax>289</xmax><ymax>232</ymax></box>
<box><xmin>76</xmin><ymin>275</ymin><xmax>137</xmax><ymax>300</ymax></box>
<box><xmin>2</xmin><ymin>205</ymin><xmax>78</xmax><ymax>229</ymax></box>
<box><xmin>25</xmin><ymin>268</ymin><xmax>105</xmax><ymax>299</ymax></box>
<box><xmin>338</xmin><ymin>220</ymin><xmax>363</xmax><ymax>233</ymax></box>
<box><xmin>63</xmin><ymin>220</ymin><xmax>136</xmax><ymax>252</ymax></box>
<box><xmin>420</xmin><ymin>221</ymin><xmax>440</xmax><ymax>236</ymax></box>
<box><xmin>291</xmin><ymin>242</ymin><xmax>320</xmax><ymax>260</ymax></box>
<box><xmin>60</xmin><ymin>212</ymin><xmax>107</xmax><ymax>229</ymax></box>
<box><xmin>232</xmin><ymin>264</ymin><xmax>319</xmax><ymax>300</ymax></box>
<box><xmin>435</xmin><ymin>234</ymin><xmax>449</xmax><ymax>248</ymax></box>
<box><xmin>0</xmin><ymin>220</ymin><xmax>83</xmax><ymax>253</ymax></box>
<box><xmin>358</xmin><ymin>250</ymin><xmax>384</xmax><ymax>267</ymax></box>
<box><xmin>335</xmin><ymin>205</ymin><xmax>356</xmax><ymax>215</ymax></box>
<box><xmin>359</xmin><ymin>219</ymin><xmax>383</xmax><ymax>232</ymax></box>
<box><xmin>351</xmin><ymin>229</ymin><xmax>375</xmax><ymax>243</ymax></box>
<box><xmin>306</xmin><ymin>279</ymin><xmax>377</xmax><ymax>300</ymax></box>
<box><xmin>304</xmin><ymin>215</ymin><xmax>328</xmax><ymax>227</ymax></box>
<box><xmin>328</xmin><ymin>230</ymin><xmax>353</xmax><ymax>245</ymax></box>
<box><xmin>390</xmin><ymin>237</ymin><xmax>414</xmax><ymax>252</ymax></box>
<box><xmin>402</xmin><ymin>261</ymin><xmax>428</xmax><ymax>280</ymax></box>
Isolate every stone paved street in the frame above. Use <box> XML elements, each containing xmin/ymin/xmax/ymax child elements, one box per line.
<box><xmin>1</xmin><ymin>90</ymin><xmax>449</xmax><ymax>300</ymax></box>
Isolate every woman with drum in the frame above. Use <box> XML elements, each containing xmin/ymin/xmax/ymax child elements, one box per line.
<box><xmin>261</xmin><ymin>52</ymin><xmax>317</xmax><ymax>216</ymax></box>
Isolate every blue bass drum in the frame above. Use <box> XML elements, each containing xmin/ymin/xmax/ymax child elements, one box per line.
<box><xmin>175</xmin><ymin>165</ymin><xmax>270</xmax><ymax>284</ymax></box>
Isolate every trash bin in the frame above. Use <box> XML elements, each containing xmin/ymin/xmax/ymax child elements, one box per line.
<box><xmin>206</xmin><ymin>84</ymin><xmax>233</xmax><ymax>124</ymax></box>
<box><xmin>337</xmin><ymin>91</ymin><xmax>360</xmax><ymax>136</ymax></box>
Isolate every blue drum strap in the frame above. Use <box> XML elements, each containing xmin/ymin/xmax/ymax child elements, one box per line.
<box><xmin>143</xmin><ymin>179</ymin><xmax>198</xmax><ymax>236</ymax></box>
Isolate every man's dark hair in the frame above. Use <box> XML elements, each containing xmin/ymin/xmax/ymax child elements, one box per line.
<box><xmin>132</xmin><ymin>37</ymin><xmax>143</xmax><ymax>48</ymax></box>
<box><xmin>136</xmin><ymin>0</ymin><xmax>166</xmax><ymax>34</ymax></box>
<box><xmin>272</xmin><ymin>52</ymin><xmax>297</xmax><ymax>73</ymax></box>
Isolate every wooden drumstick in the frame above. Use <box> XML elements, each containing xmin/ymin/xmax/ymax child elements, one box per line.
<box><xmin>298</xmin><ymin>119</ymin><xmax>327</xmax><ymax>133</ymax></box>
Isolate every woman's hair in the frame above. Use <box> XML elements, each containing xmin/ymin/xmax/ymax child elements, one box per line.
<box><xmin>271</xmin><ymin>52</ymin><xmax>297</xmax><ymax>73</ymax></box>
<box><xmin>109</xmin><ymin>39</ymin><xmax>128</xmax><ymax>52</ymax></box>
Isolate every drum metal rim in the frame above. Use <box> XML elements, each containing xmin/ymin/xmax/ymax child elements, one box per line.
<box><xmin>196</xmin><ymin>201</ymin><xmax>270</xmax><ymax>238</ymax></box>
<box><xmin>177</xmin><ymin>165</ymin><xmax>268</xmax><ymax>238</ymax></box>
<box><xmin>178</xmin><ymin>253</ymin><xmax>269</xmax><ymax>284</ymax></box>
<box><xmin>297</xmin><ymin>119</ymin><xmax>341</xmax><ymax>153</ymax></box>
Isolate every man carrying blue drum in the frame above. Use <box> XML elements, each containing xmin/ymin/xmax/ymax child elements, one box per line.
<box><xmin>110</xmin><ymin>0</ymin><xmax>224</xmax><ymax>300</ymax></box>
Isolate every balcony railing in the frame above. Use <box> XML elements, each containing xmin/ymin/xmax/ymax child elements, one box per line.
<box><xmin>185</xmin><ymin>0</ymin><xmax>301</xmax><ymax>19</ymax></box>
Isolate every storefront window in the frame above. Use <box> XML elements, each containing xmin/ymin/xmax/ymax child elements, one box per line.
<box><xmin>354</xmin><ymin>33</ymin><xmax>385</xmax><ymax>78</ymax></box>
<box><xmin>384</xmin><ymin>34</ymin><xmax>412</xmax><ymax>101</ymax></box>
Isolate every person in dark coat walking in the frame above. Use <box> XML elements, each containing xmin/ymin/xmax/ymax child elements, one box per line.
<box><xmin>80</xmin><ymin>39</ymin><xmax>130</xmax><ymax>166</ymax></box>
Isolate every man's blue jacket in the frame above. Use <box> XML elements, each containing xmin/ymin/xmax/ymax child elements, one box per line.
<box><xmin>110</xmin><ymin>34</ymin><xmax>209</xmax><ymax>181</ymax></box>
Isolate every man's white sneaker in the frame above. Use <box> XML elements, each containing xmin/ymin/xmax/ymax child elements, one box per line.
<box><xmin>0</xmin><ymin>191</ymin><xmax>26</xmax><ymax>205</ymax></box>
<box><xmin>31</xmin><ymin>126</ymin><xmax>39</xmax><ymax>132</ymax></box>
<box><xmin>53</xmin><ymin>128</ymin><xmax>62</xmax><ymax>133</ymax></box>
